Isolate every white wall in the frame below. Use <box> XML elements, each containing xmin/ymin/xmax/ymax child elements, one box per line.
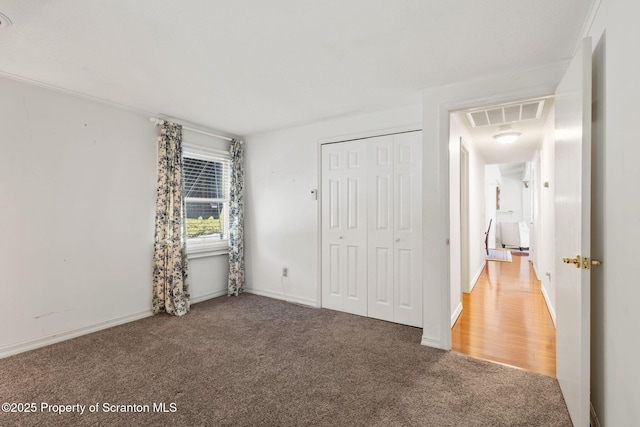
<box><xmin>449</xmin><ymin>112</ymin><xmax>486</xmax><ymax>327</ymax></box>
<box><xmin>244</xmin><ymin>106</ymin><xmax>421</xmax><ymax>307</ymax></box>
<box><xmin>535</xmin><ymin>109</ymin><xmax>557</xmax><ymax>325</ymax></box>
<box><xmin>496</xmin><ymin>172</ymin><xmax>524</xmax><ymax>247</ymax></box>
<box><xmin>0</xmin><ymin>77</ymin><xmax>156</xmax><ymax>356</ymax></box>
<box><xmin>448</xmin><ymin>117</ymin><xmax>463</xmax><ymax>323</ymax></box>
<box><xmin>467</xmin><ymin>140</ymin><xmax>486</xmax><ymax>291</ymax></box>
<box><xmin>485</xmin><ymin>165</ymin><xmax>501</xmax><ymax>248</ymax></box>
<box><xmin>0</xmin><ymin>77</ymin><xmax>228</xmax><ymax>357</ymax></box>
<box><xmin>588</xmin><ymin>1</ymin><xmax>640</xmax><ymax>424</ymax></box>
<box><xmin>499</xmin><ymin>173</ymin><xmax>524</xmax><ymax>221</ymax></box>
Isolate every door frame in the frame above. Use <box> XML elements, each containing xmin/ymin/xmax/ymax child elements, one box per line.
<box><xmin>420</xmin><ymin>64</ymin><xmax>565</xmax><ymax>349</ymax></box>
<box><xmin>460</xmin><ymin>142</ymin><xmax>470</xmax><ymax>294</ymax></box>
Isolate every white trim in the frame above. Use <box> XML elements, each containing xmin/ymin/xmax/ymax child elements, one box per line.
<box><xmin>421</xmin><ymin>335</ymin><xmax>447</xmax><ymax>349</ymax></box>
<box><xmin>244</xmin><ymin>287</ymin><xmax>319</xmax><ymax>308</ymax></box>
<box><xmin>318</xmin><ymin>124</ymin><xmax>422</xmax><ymax>145</ymax></box>
<box><xmin>541</xmin><ymin>282</ymin><xmax>557</xmax><ymax>327</ymax></box>
<box><xmin>191</xmin><ymin>289</ymin><xmax>227</xmax><ymax>304</ymax></box>
<box><xmin>451</xmin><ymin>301</ymin><xmax>463</xmax><ymax>327</ymax></box>
<box><xmin>316</xmin><ymin>139</ymin><xmax>324</xmax><ymax>307</ymax></box>
<box><xmin>577</xmin><ymin>0</ymin><xmax>603</xmax><ymax>54</ymax></box>
<box><xmin>531</xmin><ymin>259</ymin><xmax>541</xmax><ymax>281</ymax></box>
<box><xmin>0</xmin><ymin>310</ymin><xmax>152</xmax><ymax>359</ymax></box>
<box><xmin>469</xmin><ymin>260</ymin><xmax>486</xmax><ymax>293</ymax></box>
<box><xmin>187</xmin><ymin>247</ymin><xmax>229</xmax><ymax>259</ymax></box>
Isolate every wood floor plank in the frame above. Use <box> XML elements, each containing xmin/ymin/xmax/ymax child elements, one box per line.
<box><xmin>451</xmin><ymin>254</ymin><xmax>556</xmax><ymax>377</ymax></box>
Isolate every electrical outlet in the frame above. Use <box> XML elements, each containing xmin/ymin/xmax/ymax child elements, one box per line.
<box><xmin>282</xmin><ymin>267</ymin><xmax>288</xmax><ymax>278</ymax></box>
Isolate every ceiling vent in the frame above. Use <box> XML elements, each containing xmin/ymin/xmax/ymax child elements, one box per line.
<box><xmin>466</xmin><ymin>100</ymin><xmax>545</xmax><ymax>127</ymax></box>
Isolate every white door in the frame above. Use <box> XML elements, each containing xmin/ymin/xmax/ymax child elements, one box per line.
<box><xmin>554</xmin><ymin>37</ymin><xmax>592</xmax><ymax>427</ymax></box>
<box><xmin>367</xmin><ymin>135</ymin><xmax>395</xmax><ymax>322</ymax></box>
<box><xmin>366</xmin><ymin>132</ymin><xmax>423</xmax><ymax>327</ymax></box>
<box><xmin>392</xmin><ymin>132</ymin><xmax>423</xmax><ymax>327</ymax></box>
<box><xmin>321</xmin><ymin>140</ymin><xmax>368</xmax><ymax>316</ymax></box>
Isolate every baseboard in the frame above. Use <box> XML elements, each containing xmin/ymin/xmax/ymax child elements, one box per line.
<box><xmin>451</xmin><ymin>301</ymin><xmax>463</xmax><ymax>327</ymax></box>
<box><xmin>590</xmin><ymin>401</ymin><xmax>601</xmax><ymax>427</ymax></box>
<box><xmin>541</xmin><ymin>283</ymin><xmax>557</xmax><ymax>327</ymax></box>
<box><xmin>0</xmin><ymin>310</ymin><xmax>152</xmax><ymax>359</ymax></box>
<box><xmin>191</xmin><ymin>289</ymin><xmax>227</xmax><ymax>304</ymax></box>
<box><xmin>531</xmin><ymin>260</ymin><xmax>541</xmax><ymax>281</ymax></box>
<box><xmin>244</xmin><ymin>287</ymin><xmax>319</xmax><ymax>308</ymax></box>
<box><xmin>469</xmin><ymin>261</ymin><xmax>486</xmax><ymax>293</ymax></box>
<box><xmin>421</xmin><ymin>335</ymin><xmax>447</xmax><ymax>350</ymax></box>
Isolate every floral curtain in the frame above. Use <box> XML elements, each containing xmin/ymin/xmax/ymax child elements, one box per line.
<box><xmin>228</xmin><ymin>138</ymin><xmax>245</xmax><ymax>296</ymax></box>
<box><xmin>152</xmin><ymin>121</ymin><xmax>190</xmax><ymax>316</ymax></box>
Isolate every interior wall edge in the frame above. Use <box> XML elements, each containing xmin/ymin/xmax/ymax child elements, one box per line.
<box><xmin>469</xmin><ymin>260</ymin><xmax>486</xmax><ymax>294</ymax></box>
<box><xmin>191</xmin><ymin>290</ymin><xmax>228</xmax><ymax>305</ymax></box>
<box><xmin>450</xmin><ymin>302</ymin><xmax>462</xmax><ymax>328</ymax></box>
<box><xmin>244</xmin><ymin>288</ymin><xmax>319</xmax><ymax>308</ymax></box>
<box><xmin>540</xmin><ymin>282</ymin><xmax>557</xmax><ymax>328</ymax></box>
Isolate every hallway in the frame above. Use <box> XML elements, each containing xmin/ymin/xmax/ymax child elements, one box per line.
<box><xmin>451</xmin><ymin>254</ymin><xmax>556</xmax><ymax>377</ymax></box>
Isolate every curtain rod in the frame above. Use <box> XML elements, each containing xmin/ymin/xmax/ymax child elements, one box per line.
<box><xmin>150</xmin><ymin>117</ymin><xmax>237</xmax><ymax>142</ymax></box>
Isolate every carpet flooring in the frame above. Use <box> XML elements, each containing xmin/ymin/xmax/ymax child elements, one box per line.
<box><xmin>0</xmin><ymin>294</ymin><xmax>571</xmax><ymax>426</ymax></box>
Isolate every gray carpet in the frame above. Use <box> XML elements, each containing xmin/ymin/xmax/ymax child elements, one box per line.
<box><xmin>0</xmin><ymin>294</ymin><xmax>571</xmax><ymax>426</ymax></box>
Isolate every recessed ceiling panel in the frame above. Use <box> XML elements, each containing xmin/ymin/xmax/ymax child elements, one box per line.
<box><xmin>466</xmin><ymin>100</ymin><xmax>545</xmax><ymax>128</ymax></box>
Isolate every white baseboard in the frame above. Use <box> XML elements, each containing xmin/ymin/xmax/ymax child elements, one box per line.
<box><xmin>0</xmin><ymin>310</ymin><xmax>152</xmax><ymax>359</ymax></box>
<box><xmin>451</xmin><ymin>301</ymin><xmax>463</xmax><ymax>327</ymax></box>
<box><xmin>469</xmin><ymin>261</ymin><xmax>486</xmax><ymax>293</ymax></box>
<box><xmin>421</xmin><ymin>335</ymin><xmax>447</xmax><ymax>350</ymax></box>
<box><xmin>590</xmin><ymin>401</ymin><xmax>601</xmax><ymax>427</ymax></box>
<box><xmin>244</xmin><ymin>287</ymin><xmax>319</xmax><ymax>308</ymax></box>
<box><xmin>191</xmin><ymin>289</ymin><xmax>227</xmax><ymax>304</ymax></box>
<box><xmin>531</xmin><ymin>260</ymin><xmax>541</xmax><ymax>280</ymax></box>
<box><xmin>541</xmin><ymin>283</ymin><xmax>557</xmax><ymax>327</ymax></box>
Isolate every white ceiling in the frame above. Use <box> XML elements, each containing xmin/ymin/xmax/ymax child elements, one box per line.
<box><xmin>0</xmin><ymin>1</ymin><xmax>593</xmax><ymax>137</ymax></box>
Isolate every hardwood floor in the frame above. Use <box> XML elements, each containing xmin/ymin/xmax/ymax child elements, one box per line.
<box><xmin>451</xmin><ymin>254</ymin><xmax>556</xmax><ymax>377</ymax></box>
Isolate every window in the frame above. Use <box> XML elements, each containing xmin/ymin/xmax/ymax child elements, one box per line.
<box><xmin>182</xmin><ymin>144</ymin><xmax>231</xmax><ymax>255</ymax></box>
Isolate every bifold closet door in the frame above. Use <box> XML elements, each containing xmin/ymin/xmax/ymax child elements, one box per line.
<box><xmin>321</xmin><ymin>140</ymin><xmax>368</xmax><ymax>316</ymax></box>
<box><xmin>367</xmin><ymin>132</ymin><xmax>423</xmax><ymax>327</ymax></box>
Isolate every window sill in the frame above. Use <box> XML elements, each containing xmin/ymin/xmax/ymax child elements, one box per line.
<box><xmin>187</xmin><ymin>241</ymin><xmax>229</xmax><ymax>259</ymax></box>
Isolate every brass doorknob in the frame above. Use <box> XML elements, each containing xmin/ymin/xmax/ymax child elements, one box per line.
<box><xmin>563</xmin><ymin>255</ymin><xmax>581</xmax><ymax>268</ymax></box>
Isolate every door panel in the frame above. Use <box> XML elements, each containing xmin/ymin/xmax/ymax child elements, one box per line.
<box><xmin>554</xmin><ymin>37</ymin><xmax>592</xmax><ymax>427</ymax></box>
<box><xmin>367</xmin><ymin>135</ymin><xmax>395</xmax><ymax>322</ymax></box>
<box><xmin>321</xmin><ymin>141</ymin><xmax>367</xmax><ymax>315</ymax></box>
<box><xmin>393</xmin><ymin>132</ymin><xmax>423</xmax><ymax>327</ymax></box>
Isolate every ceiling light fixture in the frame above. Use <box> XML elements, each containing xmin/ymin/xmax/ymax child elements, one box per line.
<box><xmin>0</xmin><ymin>12</ymin><xmax>12</xmax><ymax>29</ymax></box>
<box><xmin>493</xmin><ymin>132</ymin><xmax>521</xmax><ymax>144</ymax></box>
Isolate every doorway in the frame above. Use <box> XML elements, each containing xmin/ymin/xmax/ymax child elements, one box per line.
<box><xmin>448</xmin><ymin>97</ymin><xmax>556</xmax><ymax>375</ymax></box>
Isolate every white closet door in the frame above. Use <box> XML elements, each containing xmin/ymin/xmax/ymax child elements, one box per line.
<box><xmin>393</xmin><ymin>132</ymin><xmax>422</xmax><ymax>327</ymax></box>
<box><xmin>367</xmin><ymin>135</ymin><xmax>395</xmax><ymax>322</ymax></box>
<box><xmin>321</xmin><ymin>140</ymin><xmax>368</xmax><ymax>316</ymax></box>
<box><xmin>366</xmin><ymin>132</ymin><xmax>423</xmax><ymax>327</ymax></box>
